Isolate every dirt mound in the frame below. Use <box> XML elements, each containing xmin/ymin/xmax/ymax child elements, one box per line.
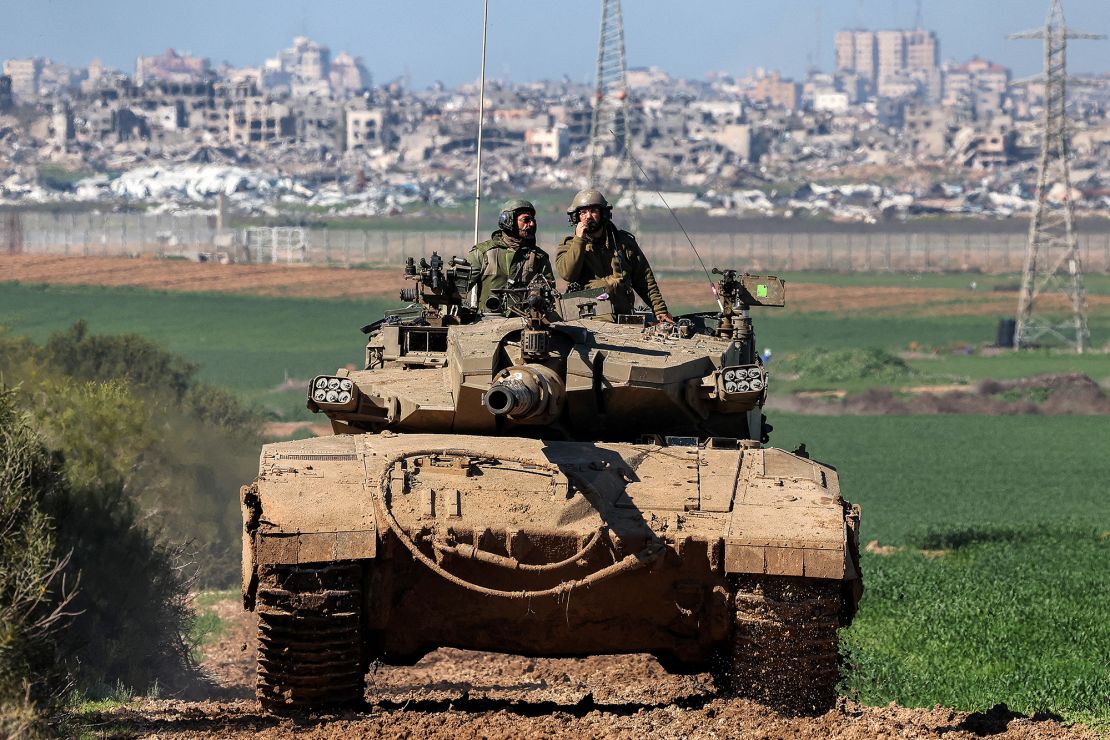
<box><xmin>772</xmin><ymin>373</ymin><xmax>1110</xmax><ymax>415</ymax></box>
<box><xmin>82</xmin><ymin>595</ymin><xmax>1091</xmax><ymax>738</ymax></box>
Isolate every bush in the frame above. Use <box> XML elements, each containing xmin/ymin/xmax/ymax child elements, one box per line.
<box><xmin>0</xmin><ymin>382</ymin><xmax>200</xmax><ymax>721</ymax></box>
<box><xmin>779</xmin><ymin>346</ymin><xmax>918</xmax><ymax>384</ymax></box>
<box><xmin>3</xmin><ymin>323</ymin><xmax>262</xmax><ymax>586</ymax></box>
<box><xmin>41</xmin><ymin>321</ymin><xmax>197</xmax><ymax>402</ymax></box>
<box><xmin>0</xmin><ymin>390</ymin><xmax>74</xmax><ymax>736</ymax></box>
<box><xmin>48</xmin><ymin>485</ymin><xmax>196</xmax><ymax>698</ymax></box>
<box><xmin>30</xmin><ymin>379</ymin><xmax>149</xmax><ymax>493</ymax></box>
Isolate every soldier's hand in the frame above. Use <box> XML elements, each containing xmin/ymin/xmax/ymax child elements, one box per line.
<box><xmin>655</xmin><ymin>311</ymin><xmax>675</xmax><ymax>324</ymax></box>
<box><xmin>575</xmin><ymin>219</ymin><xmax>589</xmax><ymax>239</ymax></box>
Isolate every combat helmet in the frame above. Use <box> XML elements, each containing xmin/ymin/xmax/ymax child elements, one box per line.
<box><xmin>566</xmin><ymin>188</ymin><xmax>612</xmax><ymax>224</ymax></box>
<box><xmin>497</xmin><ymin>198</ymin><xmax>536</xmax><ymax>237</ymax></box>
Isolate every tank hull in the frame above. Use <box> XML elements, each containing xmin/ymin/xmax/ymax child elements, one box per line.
<box><xmin>242</xmin><ymin>432</ymin><xmax>860</xmax><ymax>710</ymax></box>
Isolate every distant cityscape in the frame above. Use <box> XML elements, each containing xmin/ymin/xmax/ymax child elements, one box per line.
<box><xmin>0</xmin><ymin>27</ymin><xmax>1107</xmax><ymax>223</ymax></box>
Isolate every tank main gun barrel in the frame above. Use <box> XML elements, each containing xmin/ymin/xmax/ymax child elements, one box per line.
<box><xmin>481</xmin><ymin>364</ymin><xmax>564</xmax><ymax>425</ymax></box>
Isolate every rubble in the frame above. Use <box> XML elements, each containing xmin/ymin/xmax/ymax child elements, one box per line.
<box><xmin>0</xmin><ymin>38</ymin><xmax>1106</xmax><ymax>223</ymax></box>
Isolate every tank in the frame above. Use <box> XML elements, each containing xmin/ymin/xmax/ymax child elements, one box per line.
<box><xmin>240</xmin><ymin>254</ymin><xmax>863</xmax><ymax>714</ymax></box>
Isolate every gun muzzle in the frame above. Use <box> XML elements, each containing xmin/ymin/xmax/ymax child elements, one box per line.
<box><xmin>482</xmin><ymin>364</ymin><xmax>565</xmax><ymax>425</ymax></box>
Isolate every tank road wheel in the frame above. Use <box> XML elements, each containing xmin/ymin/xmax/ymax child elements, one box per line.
<box><xmin>717</xmin><ymin>576</ymin><xmax>842</xmax><ymax>714</ymax></box>
<box><xmin>256</xmin><ymin>562</ymin><xmax>365</xmax><ymax>712</ymax></box>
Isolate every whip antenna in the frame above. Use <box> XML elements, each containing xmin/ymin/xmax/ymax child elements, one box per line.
<box><xmin>472</xmin><ymin>0</ymin><xmax>490</xmax><ymax>247</ymax></box>
<box><xmin>618</xmin><ymin>135</ymin><xmax>722</xmax><ymax>311</ymax></box>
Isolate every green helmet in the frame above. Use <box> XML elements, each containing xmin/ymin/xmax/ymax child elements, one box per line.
<box><xmin>497</xmin><ymin>198</ymin><xmax>536</xmax><ymax>236</ymax></box>
<box><xmin>566</xmin><ymin>189</ymin><xmax>611</xmax><ymax>224</ymax></box>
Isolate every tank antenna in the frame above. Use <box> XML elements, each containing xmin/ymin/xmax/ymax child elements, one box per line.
<box><xmin>472</xmin><ymin>0</ymin><xmax>490</xmax><ymax>247</ymax></box>
<box><xmin>620</xmin><ymin>136</ymin><xmax>723</xmax><ymax>311</ymax></box>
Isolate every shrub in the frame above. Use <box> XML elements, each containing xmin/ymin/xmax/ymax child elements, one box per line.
<box><xmin>4</xmin><ymin>323</ymin><xmax>262</xmax><ymax>586</ymax></box>
<box><xmin>779</xmin><ymin>346</ymin><xmax>917</xmax><ymax>384</ymax></box>
<box><xmin>41</xmin><ymin>321</ymin><xmax>196</xmax><ymax>402</ymax></box>
<box><xmin>48</xmin><ymin>484</ymin><xmax>196</xmax><ymax>698</ymax></box>
<box><xmin>0</xmin><ymin>390</ymin><xmax>74</xmax><ymax>736</ymax></box>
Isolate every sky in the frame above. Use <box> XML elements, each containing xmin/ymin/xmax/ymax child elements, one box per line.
<box><xmin>2</xmin><ymin>0</ymin><xmax>1107</xmax><ymax>88</ymax></box>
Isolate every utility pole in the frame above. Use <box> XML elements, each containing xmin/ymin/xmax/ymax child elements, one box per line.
<box><xmin>587</xmin><ymin>0</ymin><xmax>639</xmax><ymax>227</ymax></box>
<box><xmin>1010</xmin><ymin>0</ymin><xmax>1103</xmax><ymax>353</ymax></box>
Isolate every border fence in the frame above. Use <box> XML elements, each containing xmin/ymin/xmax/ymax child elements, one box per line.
<box><xmin>5</xmin><ymin>211</ymin><xmax>1110</xmax><ymax>274</ymax></box>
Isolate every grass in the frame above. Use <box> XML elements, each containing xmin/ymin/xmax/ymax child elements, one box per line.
<box><xmin>769</xmin><ymin>414</ymin><xmax>1110</xmax><ymax>726</ymax></box>
<box><xmin>655</xmin><ymin>270</ymin><xmax>1110</xmax><ymax>296</ymax></box>
<box><xmin>193</xmin><ymin>588</ymin><xmax>238</xmax><ymax>612</ymax></box>
<box><xmin>0</xmin><ymin>283</ymin><xmax>390</xmax><ymax>392</ymax></box>
<box><xmin>189</xmin><ymin>589</ymin><xmax>237</xmax><ymax>662</ymax></box>
<box><xmin>905</xmin><ymin>349</ymin><xmax>1110</xmax><ymax>386</ymax></box>
<box><xmin>771</xmin><ymin>345</ymin><xmax>1110</xmax><ymax>393</ymax></box>
<box><xmin>6</xmin><ymin>283</ymin><xmax>1103</xmax><ymax>399</ymax></box>
<box><xmin>845</xmin><ymin>531</ymin><xmax>1110</xmax><ymax>728</ymax></box>
<box><xmin>2</xmin><ymin>276</ymin><xmax>1108</xmax><ymax>725</ymax></box>
<box><xmin>768</xmin><ymin>414</ymin><xmax>1110</xmax><ymax>545</ymax></box>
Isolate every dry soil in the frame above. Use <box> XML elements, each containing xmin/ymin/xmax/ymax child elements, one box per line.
<box><xmin>81</xmin><ymin>595</ymin><xmax>1092</xmax><ymax>739</ymax></box>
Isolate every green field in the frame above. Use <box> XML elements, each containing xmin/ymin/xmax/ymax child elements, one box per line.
<box><xmin>771</xmin><ymin>414</ymin><xmax>1110</xmax><ymax>727</ymax></box>
<box><xmin>2</xmin><ymin>278</ymin><xmax>1108</xmax><ymax>726</ymax></box>
<box><xmin>657</xmin><ymin>270</ymin><xmax>1110</xmax><ymax>296</ymax></box>
<box><xmin>0</xmin><ymin>283</ymin><xmax>393</xmax><ymax>419</ymax></box>
<box><xmin>4</xmin><ymin>282</ymin><xmax>1107</xmax><ymax>397</ymax></box>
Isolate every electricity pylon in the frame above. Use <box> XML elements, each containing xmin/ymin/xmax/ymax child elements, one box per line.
<box><xmin>1010</xmin><ymin>0</ymin><xmax>1104</xmax><ymax>352</ymax></box>
<box><xmin>587</xmin><ymin>0</ymin><xmax>639</xmax><ymax>226</ymax></box>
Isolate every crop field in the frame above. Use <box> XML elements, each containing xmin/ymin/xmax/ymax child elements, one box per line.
<box><xmin>2</xmin><ymin>260</ymin><xmax>1109</xmax><ymax>729</ymax></box>
<box><xmin>770</xmin><ymin>414</ymin><xmax>1110</xmax><ymax>727</ymax></box>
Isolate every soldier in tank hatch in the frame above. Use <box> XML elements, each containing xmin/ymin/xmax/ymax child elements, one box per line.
<box><xmin>556</xmin><ymin>188</ymin><xmax>673</xmax><ymax>323</ymax></box>
<box><xmin>467</xmin><ymin>198</ymin><xmax>555</xmax><ymax>313</ymax></box>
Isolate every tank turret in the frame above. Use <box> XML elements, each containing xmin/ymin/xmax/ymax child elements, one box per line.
<box><xmin>308</xmin><ymin>262</ymin><xmax>786</xmax><ymax>443</ymax></box>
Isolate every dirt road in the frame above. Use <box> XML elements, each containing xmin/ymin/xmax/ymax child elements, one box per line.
<box><xmin>83</xmin><ymin>595</ymin><xmax>1089</xmax><ymax>739</ymax></box>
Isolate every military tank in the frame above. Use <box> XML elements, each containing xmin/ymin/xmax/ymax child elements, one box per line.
<box><xmin>240</xmin><ymin>254</ymin><xmax>862</xmax><ymax>714</ymax></box>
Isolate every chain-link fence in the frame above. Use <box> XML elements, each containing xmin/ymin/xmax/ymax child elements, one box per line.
<box><xmin>8</xmin><ymin>211</ymin><xmax>1110</xmax><ymax>274</ymax></box>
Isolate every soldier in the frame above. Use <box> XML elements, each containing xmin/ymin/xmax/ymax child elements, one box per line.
<box><xmin>556</xmin><ymin>189</ymin><xmax>673</xmax><ymax>322</ymax></box>
<box><xmin>467</xmin><ymin>198</ymin><xmax>555</xmax><ymax>313</ymax></box>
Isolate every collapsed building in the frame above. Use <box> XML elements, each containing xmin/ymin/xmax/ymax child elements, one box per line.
<box><xmin>0</xmin><ymin>35</ymin><xmax>1106</xmax><ymax>222</ymax></box>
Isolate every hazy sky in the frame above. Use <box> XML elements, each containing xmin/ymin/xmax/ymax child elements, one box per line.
<box><xmin>3</xmin><ymin>0</ymin><xmax>1107</xmax><ymax>87</ymax></box>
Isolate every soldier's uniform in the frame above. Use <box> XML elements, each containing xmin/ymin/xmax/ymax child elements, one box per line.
<box><xmin>556</xmin><ymin>225</ymin><xmax>668</xmax><ymax>318</ymax></box>
<box><xmin>467</xmin><ymin>231</ymin><xmax>555</xmax><ymax>311</ymax></box>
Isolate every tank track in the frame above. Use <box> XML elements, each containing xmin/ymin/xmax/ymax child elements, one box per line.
<box><xmin>256</xmin><ymin>562</ymin><xmax>365</xmax><ymax>711</ymax></box>
<box><xmin>718</xmin><ymin>576</ymin><xmax>842</xmax><ymax>714</ymax></box>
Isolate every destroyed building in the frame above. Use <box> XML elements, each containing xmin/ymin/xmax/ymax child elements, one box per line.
<box><xmin>0</xmin><ymin>29</ymin><xmax>1105</xmax><ymax>224</ymax></box>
